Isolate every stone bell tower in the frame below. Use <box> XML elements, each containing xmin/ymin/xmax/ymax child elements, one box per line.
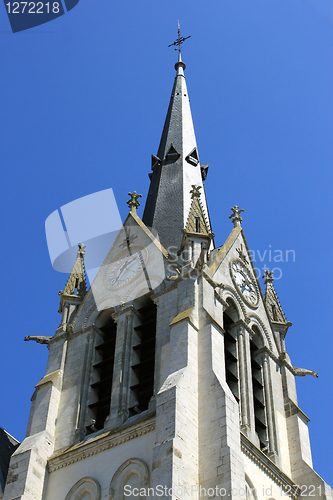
<box><xmin>4</xmin><ymin>31</ymin><xmax>333</xmax><ymax>500</ymax></box>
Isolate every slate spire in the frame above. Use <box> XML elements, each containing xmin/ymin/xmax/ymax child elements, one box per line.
<box><xmin>142</xmin><ymin>51</ymin><xmax>212</xmax><ymax>252</ymax></box>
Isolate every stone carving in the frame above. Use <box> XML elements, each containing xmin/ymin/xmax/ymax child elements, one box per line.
<box><xmin>279</xmin><ymin>351</ymin><xmax>318</xmax><ymax>377</ymax></box>
<box><xmin>127</xmin><ymin>191</ymin><xmax>142</xmax><ymax>212</ymax></box>
<box><xmin>229</xmin><ymin>206</ymin><xmax>244</xmax><ymax>227</ymax></box>
<box><xmin>24</xmin><ymin>335</ymin><xmax>51</xmax><ymax>345</ymax></box>
<box><xmin>236</xmin><ymin>244</ymin><xmax>249</xmax><ymax>265</ymax></box>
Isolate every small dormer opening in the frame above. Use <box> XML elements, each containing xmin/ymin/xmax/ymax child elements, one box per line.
<box><xmin>271</xmin><ymin>304</ymin><xmax>278</xmax><ymax>322</ymax></box>
<box><xmin>74</xmin><ymin>278</ymin><xmax>79</xmax><ymax>295</ymax></box>
<box><xmin>195</xmin><ymin>217</ymin><xmax>201</xmax><ymax>233</ymax></box>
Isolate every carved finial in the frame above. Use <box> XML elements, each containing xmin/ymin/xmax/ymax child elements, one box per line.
<box><xmin>263</xmin><ymin>269</ymin><xmax>274</xmax><ymax>284</ymax></box>
<box><xmin>77</xmin><ymin>243</ymin><xmax>86</xmax><ymax>257</ymax></box>
<box><xmin>62</xmin><ymin>244</ymin><xmax>87</xmax><ymax>298</ymax></box>
<box><xmin>190</xmin><ymin>185</ymin><xmax>202</xmax><ymax>199</ymax></box>
<box><xmin>127</xmin><ymin>191</ymin><xmax>142</xmax><ymax>213</ymax></box>
<box><xmin>229</xmin><ymin>206</ymin><xmax>244</xmax><ymax>227</ymax></box>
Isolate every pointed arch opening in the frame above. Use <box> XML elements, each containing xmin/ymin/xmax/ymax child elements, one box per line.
<box><xmin>129</xmin><ymin>295</ymin><xmax>157</xmax><ymax>416</ymax></box>
<box><xmin>250</xmin><ymin>325</ymin><xmax>268</xmax><ymax>451</ymax></box>
<box><xmin>223</xmin><ymin>299</ymin><xmax>240</xmax><ymax>403</ymax></box>
<box><xmin>87</xmin><ymin>309</ymin><xmax>117</xmax><ymax>433</ymax></box>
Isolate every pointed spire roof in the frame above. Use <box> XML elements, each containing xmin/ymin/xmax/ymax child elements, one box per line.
<box><xmin>143</xmin><ymin>48</ymin><xmax>212</xmax><ymax>252</ymax></box>
<box><xmin>263</xmin><ymin>270</ymin><xmax>287</xmax><ymax>324</ymax></box>
<box><xmin>185</xmin><ymin>185</ymin><xmax>211</xmax><ymax>236</ymax></box>
<box><xmin>62</xmin><ymin>244</ymin><xmax>87</xmax><ymax>298</ymax></box>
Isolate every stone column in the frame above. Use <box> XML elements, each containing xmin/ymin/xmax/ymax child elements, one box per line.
<box><xmin>61</xmin><ymin>303</ymin><xmax>69</xmax><ymax>325</ymax></box>
<box><xmin>237</xmin><ymin>326</ymin><xmax>249</xmax><ymax>431</ymax></box>
<box><xmin>74</xmin><ymin>329</ymin><xmax>96</xmax><ymax>441</ymax></box>
<box><xmin>262</xmin><ymin>352</ymin><xmax>276</xmax><ymax>455</ymax></box>
<box><xmin>105</xmin><ymin>306</ymin><xmax>137</xmax><ymax>429</ymax></box>
<box><xmin>244</xmin><ymin>330</ymin><xmax>256</xmax><ymax>438</ymax></box>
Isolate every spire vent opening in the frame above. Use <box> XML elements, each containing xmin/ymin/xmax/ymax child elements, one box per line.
<box><xmin>166</xmin><ymin>145</ymin><xmax>180</xmax><ymax>162</ymax></box>
<box><xmin>186</xmin><ymin>148</ymin><xmax>199</xmax><ymax>166</ymax></box>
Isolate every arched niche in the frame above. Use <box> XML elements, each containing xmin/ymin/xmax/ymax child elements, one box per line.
<box><xmin>65</xmin><ymin>477</ymin><xmax>101</xmax><ymax>500</ymax></box>
<box><xmin>245</xmin><ymin>475</ymin><xmax>258</xmax><ymax>500</ymax></box>
<box><xmin>109</xmin><ymin>458</ymin><xmax>150</xmax><ymax>499</ymax></box>
<box><xmin>224</xmin><ymin>296</ymin><xmax>241</xmax><ymax>322</ymax></box>
<box><xmin>251</xmin><ymin>324</ymin><xmax>265</xmax><ymax>349</ymax></box>
<box><xmin>95</xmin><ymin>307</ymin><xmax>116</xmax><ymax>330</ymax></box>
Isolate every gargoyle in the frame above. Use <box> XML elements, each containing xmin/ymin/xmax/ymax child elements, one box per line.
<box><xmin>293</xmin><ymin>367</ymin><xmax>318</xmax><ymax>378</ymax></box>
<box><xmin>279</xmin><ymin>351</ymin><xmax>318</xmax><ymax>378</ymax></box>
<box><xmin>24</xmin><ymin>335</ymin><xmax>52</xmax><ymax>345</ymax></box>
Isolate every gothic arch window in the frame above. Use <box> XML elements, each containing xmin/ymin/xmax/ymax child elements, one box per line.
<box><xmin>223</xmin><ymin>299</ymin><xmax>240</xmax><ymax>403</ymax></box>
<box><xmin>129</xmin><ymin>295</ymin><xmax>157</xmax><ymax>416</ymax></box>
<box><xmin>87</xmin><ymin>309</ymin><xmax>117</xmax><ymax>433</ymax></box>
<box><xmin>65</xmin><ymin>477</ymin><xmax>101</xmax><ymax>500</ymax></box>
<box><xmin>250</xmin><ymin>326</ymin><xmax>268</xmax><ymax>451</ymax></box>
<box><xmin>245</xmin><ymin>475</ymin><xmax>258</xmax><ymax>500</ymax></box>
<box><xmin>109</xmin><ymin>458</ymin><xmax>150</xmax><ymax>500</ymax></box>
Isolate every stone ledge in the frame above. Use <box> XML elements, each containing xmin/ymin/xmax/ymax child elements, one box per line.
<box><xmin>47</xmin><ymin>419</ymin><xmax>155</xmax><ymax>473</ymax></box>
<box><xmin>241</xmin><ymin>433</ymin><xmax>299</xmax><ymax>499</ymax></box>
<box><xmin>284</xmin><ymin>400</ymin><xmax>310</xmax><ymax>423</ymax></box>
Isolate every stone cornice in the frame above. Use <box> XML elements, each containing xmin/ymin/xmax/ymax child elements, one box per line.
<box><xmin>48</xmin><ymin>419</ymin><xmax>156</xmax><ymax>473</ymax></box>
<box><xmin>241</xmin><ymin>434</ymin><xmax>299</xmax><ymax>499</ymax></box>
<box><xmin>169</xmin><ymin>307</ymin><xmax>199</xmax><ymax>331</ymax></box>
<box><xmin>151</xmin><ymin>280</ymin><xmax>178</xmax><ymax>299</ymax></box>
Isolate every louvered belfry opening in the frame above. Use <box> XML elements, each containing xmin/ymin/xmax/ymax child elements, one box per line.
<box><xmin>129</xmin><ymin>299</ymin><xmax>157</xmax><ymax>416</ymax></box>
<box><xmin>223</xmin><ymin>311</ymin><xmax>240</xmax><ymax>403</ymax></box>
<box><xmin>88</xmin><ymin>318</ymin><xmax>117</xmax><ymax>433</ymax></box>
<box><xmin>250</xmin><ymin>331</ymin><xmax>268</xmax><ymax>451</ymax></box>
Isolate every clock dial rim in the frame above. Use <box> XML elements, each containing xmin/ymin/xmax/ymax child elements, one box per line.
<box><xmin>229</xmin><ymin>258</ymin><xmax>259</xmax><ymax>308</ymax></box>
<box><xmin>104</xmin><ymin>246</ymin><xmax>148</xmax><ymax>291</ymax></box>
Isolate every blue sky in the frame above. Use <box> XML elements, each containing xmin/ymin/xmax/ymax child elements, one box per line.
<box><xmin>1</xmin><ymin>0</ymin><xmax>332</xmax><ymax>487</ymax></box>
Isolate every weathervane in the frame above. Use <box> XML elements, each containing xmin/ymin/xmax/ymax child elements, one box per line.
<box><xmin>168</xmin><ymin>21</ymin><xmax>191</xmax><ymax>55</ymax></box>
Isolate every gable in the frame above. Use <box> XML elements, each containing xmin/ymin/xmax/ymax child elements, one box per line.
<box><xmin>72</xmin><ymin>213</ymin><xmax>170</xmax><ymax>330</ymax></box>
<box><xmin>185</xmin><ymin>191</ymin><xmax>211</xmax><ymax>236</ymax></box>
<box><xmin>208</xmin><ymin>227</ymin><xmax>279</xmax><ymax>354</ymax></box>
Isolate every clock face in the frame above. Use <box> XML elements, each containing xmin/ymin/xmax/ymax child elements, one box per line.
<box><xmin>230</xmin><ymin>259</ymin><xmax>259</xmax><ymax>307</ymax></box>
<box><xmin>105</xmin><ymin>246</ymin><xmax>148</xmax><ymax>290</ymax></box>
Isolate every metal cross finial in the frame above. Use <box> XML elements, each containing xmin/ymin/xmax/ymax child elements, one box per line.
<box><xmin>127</xmin><ymin>191</ymin><xmax>142</xmax><ymax>213</ymax></box>
<box><xmin>263</xmin><ymin>269</ymin><xmax>274</xmax><ymax>284</ymax></box>
<box><xmin>168</xmin><ymin>21</ymin><xmax>191</xmax><ymax>55</ymax></box>
<box><xmin>229</xmin><ymin>206</ymin><xmax>244</xmax><ymax>227</ymax></box>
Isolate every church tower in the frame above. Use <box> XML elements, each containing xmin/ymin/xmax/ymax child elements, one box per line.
<box><xmin>3</xmin><ymin>33</ymin><xmax>333</xmax><ymax>500</ymax></box>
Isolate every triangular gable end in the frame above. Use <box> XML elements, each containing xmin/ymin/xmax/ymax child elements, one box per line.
<box><xmin>69</xmin><ymin>211</ymin><xmax>170</xmax><ymax>332</ymax></box>
<box><xmin>185</xmin><ymin>186</ymin><xmax>211</xmax><ymax>236</ymax></box>
<box><xmin>208</xmin><ymin>226</ymin><xmax>280</xmax><ymax>353</ymax></box>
